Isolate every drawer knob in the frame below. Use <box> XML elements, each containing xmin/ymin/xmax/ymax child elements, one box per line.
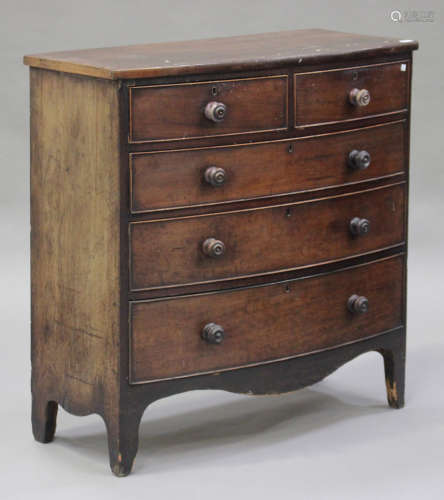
<box><xmin>347</xmin><ymin>294</ymin><xmax>369</xmax><ymax>314</ymax></box>
<box><xmin>348</xmin><ymin>150</ymin><xmax>371</xmax><ymax>170</ymax></box>
<box><xmin>349</xmin><ymin>88</ymin><xmax>371</xmax><ymax>107</ymax></box>
<box><xmin>204</xmin><ymin>101</ymin><xmax>227</xmax><ymax>122</ymax></box>
<box><xmin>202</xmin><ymin>322</ymin><xmax>225</xmax><ymax>344</ymax></box>
<box><xmin>204</xmin><ymin>166</ymin><xmax>226</xmax><ymax>187</ymax></box>
<box><xmin>349</xmin><ymin>217</ymin><xmax>370</xmax><ymax>236</ymax></box>
<box><xmin>202</xmin><ymin>238</ymin><xmax>225</xmax><ymax>258</ymax></box>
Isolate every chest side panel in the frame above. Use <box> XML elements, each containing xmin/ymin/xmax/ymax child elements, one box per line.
<box><xmin>30</xmin><ymin>68</ymin><xmax>122</xmax><ymax>416</ymax></box>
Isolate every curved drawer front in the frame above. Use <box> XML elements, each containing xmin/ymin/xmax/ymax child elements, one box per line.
<box><xmin>130</xmin><ymin>121</ymin><xmax>405</xmax><ymax>213</ymax></box>
<box><xmin>130</xmin><ymin>184</ymin><xmax>405</xmax><ymax>291</ymax></box>
<box><xmin>294</xmin><ymin>61</ymin><xmax>409</xmax><ymax>127</ymax></box>
<box><xmin>130</xmin><ymin>255</ymin><xmax>404</xmax><ymax>383</ymax></box>
<box><xmin>129</xmin><ymin>75</ymin><xmax>288</xmax><ymax>143</ymax></box>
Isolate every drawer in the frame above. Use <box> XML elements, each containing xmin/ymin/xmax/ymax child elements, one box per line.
<box><xmin>130</xmin><ymin>255</ymin><xmax>404</xmax><ymax>383</ymax></box>
<box><xmin>129</xmin><ymin>75</ymin><xmax>288</xmax><ymax>143</ymax></box>
<box><xmin>130</xmin><ymin>121</ymin><xmax>405</xmax><ymax>213</ymax></box>
<box><xmin>130</xmin><ymin>183</ymin><xmax>405</xmax><ymax>291</ymax></box>
<box><xmin>294</xmin><ymin>61</ymin><xmax>409</xmax><ymax>127</ymax></box>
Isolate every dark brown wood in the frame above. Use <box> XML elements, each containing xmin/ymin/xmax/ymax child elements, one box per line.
<box><xmin>295</xmin><ymin>61</ymin><xmax>409</xmax><ymax>126</ymax></box>
<box><xmin>379</xmin><ymin>338</ymin><xmax>406</xmax><ymax>409</ymax></box>
<box><xmin>130</xmin><ymin>176</ymin><xmax>405</xmax><ymax>224</ymax></box>
<box><xmin>32</xmin><ymin>399</ymin><xmax>58</xmax><ymax>443</ymax></box>
<box><xmin>130</xmin><ymin>183</ymin><xmax>405</xmax><ymax>290</ymax></box>
<box><xmin>129</xmin><ymin>246</ymin><xmax>405</xmax><ymax>301</ymax></box>
<box><xmin>112</xmin><ymin>326</ymin><xmax>407</xmax><ymax>474</ymax></box>
<box><xmin>105</xmin><ymin>408</ymin><xmax>144</xmax><ymax>477</ymax></box>
<box><xmin>23</xmin><ymin>29</ymin><xmax>417</xmax><ymax>80</ymax></box>
<box><xmin>129</xmin><ymin>75</ymin><xmax>288</xmax><ymax>142</ymax></box>
<box><xmin>130</xmin><ymin>255</ymin><xmax>404</xmax><ymax>383</ymax></box>
<box><xmin>125</xmin><ymin>326</ymin><xmax>406</xmax><ymax>422</ymax></box>
<box><xmin>27</xmin><ymin>31</ymin><xmax>416</xmax><ymax>476</ymax></box>
<box><xmin>130</xmin><ymin>121</ymin><xmax>405</xmax><ymax>214</ymax></box>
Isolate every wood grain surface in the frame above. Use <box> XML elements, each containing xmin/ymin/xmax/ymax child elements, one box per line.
<box><xmin>24</xmin><ymin>29</ymin><xmax>418</xmax><ymax>80</ymax></box>
<box><xmin>295</xmin><ymin>61</ymin><xmax>409</xmax><ymax>126</ymax></box>
<box><xmin>130</xmin><ymin>121</ymin><xmax>405</xmax><ymax>213</ymax></box>
<box><xmin>26</xmin><ymin>30</ymin><xmax>416</xmax><ymax>475</ymax></box>
<box><xmin>30</xmin><ymin>68</ymin><xmax>123</xmax><ymax>441</ymax></box>
<box><xmin>130</xmin><ymin>183</ymin><xmax>405</xmax><ymax>290</ymax></box>
<box><xmin>129</xmin><ymin>75</ymin><xmax>287</xmax><ymax>142</ymax></box>
<box><xmin>130</xmin><ymin>255</ymin><xmax>404</xmax><ymax>383</ymax></box>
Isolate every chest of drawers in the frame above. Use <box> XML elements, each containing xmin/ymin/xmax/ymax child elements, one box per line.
<box><xmin>24</xmin><ymin>29</ymin><xmax>418</xmax><ymax>476</ymax></box>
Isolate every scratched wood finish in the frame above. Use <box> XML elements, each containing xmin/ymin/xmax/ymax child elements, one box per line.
<box><xmin>130</xmin><ymin>121</ymin><xmax>405</xmax><ymax>213</ymax></box>
<box><xmin>128</xmin><ymin>326</ymin><xmax>406</xmax><ymax>404</ymax></box>
<box><xmin>23</xmin><ymin>29</ymin><xmax>418</xmax><ymax>80</ymax></box>
<box><xmin>130</xmin><ymin>255</ymin><xmax>404</xmax><ymax>383</ymax></box>
<box><xmin>130</xmin><ymin>184</ymin><xmax>405</xmax><ymax>290</ymax></box>
<box><xmin>26</xmin><ymin>30</ymin><xmax>417</xmax><ymax>477</ymax></box>
<box><xmin>29</xmin><ymin>68</ymin><xmax>134</xmax><ymax>476</ymax></box>
<box><xmin>129</xmin><ymin>75</ymin><xmax>287</xmax><ymax>143</ymax></box>
<box><xmin>295</xmin><ymin>61</ymin><xmax>409</xmax><ymax>127</ymax></box>
<box><xmin>30</xmin><ymin>69</ymin><xmax>122</xmax><ymax>432</ymax></box>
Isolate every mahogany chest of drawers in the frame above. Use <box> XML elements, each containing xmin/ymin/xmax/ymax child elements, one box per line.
<box><xmin>24</xmin><ymin>29</ymin><xmax>418</xmax><ymax>476</ymax></box>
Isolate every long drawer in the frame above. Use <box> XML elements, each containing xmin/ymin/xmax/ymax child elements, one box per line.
<box><xmin>130</xmin><ymin>121</ymin><xmax>405</xmax><ymax>213</ymax></box>
<box><xmin>130</xmin><ymin>255</ymin><xmax>404</xmax><ymax>383</ymax></box>
<box><xmin>129</xmin><ymin>75</ymin><xmax>288</xmax><ymax>143</ymax></box>
<box><xmin>130</xmin><ymin>183</ymin><xmax>405</xmax><ymax>291</ymax></box>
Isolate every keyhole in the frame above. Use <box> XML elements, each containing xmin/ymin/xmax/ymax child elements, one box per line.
<box><xmin>211</xmin><ymin>86</ymin><xmax>218</xmax><ymax>96</ymax></box>
<box><xmin>285</xmin><ymin>284</ymin><xmax>290</xmax><ymax>293</ymax></box>
<box><xmin>352</xmin><ymin>71</ymin><xmax>358</xmax><ymax>81</ymax></box>
<box><xmin>288</xmin><ymin>144</ymin><xmax>294</xmax><ymax>153</ymax></box>
<box><xmin>286</xmin><ymin>208</ymin><xmax>292</xmax><ymax>217</ymax></box>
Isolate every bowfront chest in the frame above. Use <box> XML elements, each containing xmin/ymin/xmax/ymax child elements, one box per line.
<box><xmin>24</xmin><ymin>29</ymin><xmax>418</xmax><ymax>476</ymax></box>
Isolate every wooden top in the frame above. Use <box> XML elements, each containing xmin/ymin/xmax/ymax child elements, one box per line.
<box><xmin>23</xmin><ymin>29</ymin><xmax>418</xmax><ymax>80</ymax></box>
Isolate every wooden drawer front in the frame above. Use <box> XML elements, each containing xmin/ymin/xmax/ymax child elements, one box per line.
<box><xmin>130</xmin><ymin>121</ymin><xmax>405</xmax><ymax>213</ymax></box>
<box><xmin>129</xmin><ymin>75</ymin><xmax>288</xmax><ymax>143</ymax></box>
<box><xmin>294</xmin><ymin>61</ymin><xmax>409</xmax><ymax>127</ymax></box>
<box><xmin>130</xmin><ymin>255</ymin><xmax>404</xmax><ymax>383</ymax></box>
<box><xmin>130</xmin><ymin>184</ymin><xmax>405</xmax><ymax>291</ymax></box>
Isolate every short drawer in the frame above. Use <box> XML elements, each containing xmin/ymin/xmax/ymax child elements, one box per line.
<box><xmin>130</xmin><ymin>255</ymin><xmax>404</xmax><ymax>383</ymax></box>
<box><xmin>294</xmin><ymin>61</ymin><xmax>409</xmax><ymax>127</ymax></box>
<box><xmin>130</xmin><ymin>121</ymin><xmax>405</xmax><ymax>213</ymax></box>
<box><xmin>129</xmin><ymin>75</ymin><xmax>288</xmax><ymax>143</ymax></box>
<box><xmin>130</xmin><ymin>183</ymin><xmax>405</xmax><ymax>291</ymax></box>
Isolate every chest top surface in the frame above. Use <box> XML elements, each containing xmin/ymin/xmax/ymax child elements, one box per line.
<box><xmin>23</xmin><ymin>29</ymin><xmax>418</xmax><ymax>80</ymax></box>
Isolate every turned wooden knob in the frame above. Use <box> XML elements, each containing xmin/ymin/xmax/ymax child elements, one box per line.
<box><xmin>204</xmin><ymin>166</ymin><xmax>226</xmax><ymax>187</ymax></box>
<box><xmin>202</xmin><ymin>323</ymin><xmax>225</xmax><ymax>344</ymax></box>
<box><xmin>347</xmin><ymin>294</ymin><xmax>369</xmax><ymax>314</ymax></box>
<box><xmin>349</xmin><ymin>217</ymin><xmax>370</xmax><ymax>236</ymax></box>
<box><xmin>204</xmin><ymin>101</ymin><xmax>227</xmax><ymax>122</ymax></box>
<box><xmin>348</xmin><ymin>150</ymin><xmax>371</xmax><ymax>170</ymax></box>
<box><xmin>349</xmin><ymin>88</ymin><xmax>371</xmax><ymax>107</ymax></box>
<box><xmin>202</xmin><ymin>238</ymin><xmax>225</xmax><ymax>257</ymax></box>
